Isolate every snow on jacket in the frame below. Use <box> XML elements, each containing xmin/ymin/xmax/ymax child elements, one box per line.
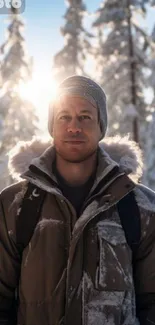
<box><xmin>0</xmin><ymin>136</ymin><xmax>155</xmax><ymax>325</ymax></box>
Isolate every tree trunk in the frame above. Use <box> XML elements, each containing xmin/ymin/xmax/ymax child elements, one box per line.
<box><xmin>126</xmin><ymin>0</ymin><xmax>139</xmax><ymax>143</ymax></box>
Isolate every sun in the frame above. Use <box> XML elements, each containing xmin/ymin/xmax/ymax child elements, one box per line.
<box><xmin>18</xmin><ymin>66</ymin><xmax>59</xmax><ymax>123</ymax></box>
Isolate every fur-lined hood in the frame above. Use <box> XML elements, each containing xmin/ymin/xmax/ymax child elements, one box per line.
<box><xmin>8</xmin><ymin>136</ymin><xmax>143</xmax><ymax>183</ymax></box>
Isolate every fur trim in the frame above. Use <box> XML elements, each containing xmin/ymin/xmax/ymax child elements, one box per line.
<box><xmin>101</xmin><ymin>136</ymin><xmax>143</xmax><ymax>182</ymax></box>
<box><xmin>8</xmin><ymin>135</ymin><xmax>143</xmax><ymax>182</ymax></box>
<box><xmin>8</xmin><ymin>137</ymin><xmax>51</xmax><ymax>181</ymax></box>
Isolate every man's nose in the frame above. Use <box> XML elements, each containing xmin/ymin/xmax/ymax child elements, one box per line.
<box><xmin>67</xmin><ymin>117</ymin><xmax>82</xmax><ymax>133</ymax></box>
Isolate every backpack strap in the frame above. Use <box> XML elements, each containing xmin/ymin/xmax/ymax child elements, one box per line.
<box><xmin>117</xmin><ymin>190</ymin><xmax>141</xmax><ymax>253</ymax></box>
<box><xmin>16</xmin><ymin>182</ymin><xmax>46</xmax><ymax>254</ymax></box>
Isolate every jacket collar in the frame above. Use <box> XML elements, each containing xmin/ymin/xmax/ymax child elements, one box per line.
<box><xmin>21</xmin><ymin>144</ymin><xmax>120</xmax><ymax>195</ymax></box>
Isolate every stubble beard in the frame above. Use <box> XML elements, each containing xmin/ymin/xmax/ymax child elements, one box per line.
<box><xmin>55</xmin><ymin>147</ymin><xmax>97</xmax><ymax>164</ymax></box>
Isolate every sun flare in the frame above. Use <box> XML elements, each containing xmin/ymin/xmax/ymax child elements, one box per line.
<box><xmin>18</xmin><ymin>66</ymin><xmax>58</xmax><ymax>123</ymax></box>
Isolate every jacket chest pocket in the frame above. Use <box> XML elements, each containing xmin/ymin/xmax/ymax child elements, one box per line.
<box><xmin>96</xmin><ymin>221</ymin><xmax>133</xmax><ymax>291</ymax></box>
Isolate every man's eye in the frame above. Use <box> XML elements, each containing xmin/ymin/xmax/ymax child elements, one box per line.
<box><xmin>80</xmin><ymin>115</ymin><xmax>91</xmax><ymax>120</ymax></box>
<box><xmin>60</xmin><ymin>115</ymin><xmax>70</xmax><ymax>120</ymax></box>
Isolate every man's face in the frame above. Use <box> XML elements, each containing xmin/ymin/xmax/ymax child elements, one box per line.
<box><xmin>52</xmin><ymin>95</ymin><xmax>102</xmax><ymax>163</ymax></box>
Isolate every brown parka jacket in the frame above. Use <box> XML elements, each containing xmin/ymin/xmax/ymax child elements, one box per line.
<box><xmin>0</xmin><ymin>137</ymin><xmax>155</xmax><ymax>325</ymax></box>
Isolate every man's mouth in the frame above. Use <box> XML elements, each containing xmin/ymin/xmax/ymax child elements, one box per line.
<box><xmin>64</xmin><ymin>140</ymin><xmax>85</xmax><ymax>144</ymax></box>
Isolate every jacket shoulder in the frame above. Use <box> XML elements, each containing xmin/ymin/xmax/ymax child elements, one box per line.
<box><xmin>0</xmin><ymin>181</ymin><xmax>28</xmax><ymax>210</ymax></box>
<box><xmin>134</xmin><ymin>183</ymin><xmax>155</xmax><ymax>212</ymax></box>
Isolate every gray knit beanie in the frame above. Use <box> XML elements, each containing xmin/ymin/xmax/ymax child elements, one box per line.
<box><xmin>48</xmin><ymin>75</ymin><xmax>107</xmax><ymax>139</ymax></box>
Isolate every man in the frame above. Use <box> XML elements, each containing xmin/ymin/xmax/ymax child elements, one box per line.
<box><xmin>0</xmin><ymin>75</ymin><xmax>155</xmax><ymax>325</ymax></box>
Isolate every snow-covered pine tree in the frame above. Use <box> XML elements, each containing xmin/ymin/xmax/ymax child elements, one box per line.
<box><xmin>149</xmin><ymin>24</ymin><xmax>155</xmax><ymax>108</ymax></box>
<box><xmin>143</xmin><ymin>23</ymin><xmax>155</xmax><ymax>189</ymax></box>
<box><xmin>144</xmin><ymin>110</ymin><xmax>155</xmax><ymax>190</ymax></box>
<box><xmin>53</xmin><ymin>0</ymin><xmax>92</xmax><ymax>83</ymax></box>
<box><xmin>93</xmin><ymin>0</ymin><xmax>151</xmax><ymax>145</ymax></box>
<box><xmin>0</xmin><ymin>7</ymin><xmax>38</xmax><ymax>189</ymax></box>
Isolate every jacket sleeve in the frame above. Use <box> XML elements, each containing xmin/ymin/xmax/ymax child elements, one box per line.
<box><xmin>133</xmin><ymin>201</ymin><xmax>155</xmax><ymax>325</ymax></box>
<box><xmin>0</xmin><ymin>196</ymin><xmax>21</xmax><ymax>325</ymax></box>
